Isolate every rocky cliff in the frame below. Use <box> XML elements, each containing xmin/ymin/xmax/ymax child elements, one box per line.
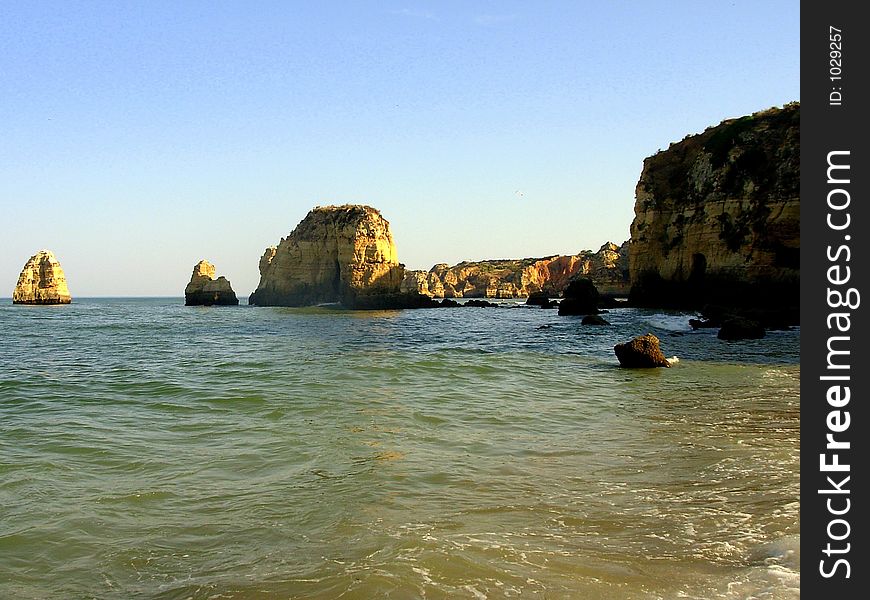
<box><xmin>400</xmin><ymin>241</ymin><xmax>629</xmax><ymax>299</ymax></box>
<box><xmin>628</xmin><ymin>103</ymin><xmax>799</xmax><ymax>308</ymax></box>
<box><xmin>12</xmin><ymin>250</ymin><xmax>72</xmax><ymax>305</ymax></box>
<box><xmin>185</xmin><ymin>260</ymin><xmax>239</xmax><ymax>306</ymax></box>
<box><xmin>249</xmin><ymin>205</ymin><xmax>405</xmax><ymax>307</ymax></box>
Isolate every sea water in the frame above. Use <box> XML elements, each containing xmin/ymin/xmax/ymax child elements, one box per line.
<box><xmin>0</xmin><ymin>298</ymin><xmax>799</xmax><ymax>599</ymax></box>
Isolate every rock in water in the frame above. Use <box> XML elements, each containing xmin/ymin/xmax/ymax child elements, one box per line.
<box><xmin>717</xmin><ymin>317</ymin><xmax>765</xmax><ymax>341</ymax></box>
<box><xmin>526</xmin><ymin>291</ymin><xmax>551</xmax><ymax>307</ymax></box>
<box><xmin>581</xmin><ymin>314</ymin><xmax>610</xmax><ymax>325</ymax></box>
<box><xmin>12</xmin><ymin>250</ymin><xmax>72</xmax><ymax>305</ymax></box>
<box><xmin>614</xmin><ymin>334</ymin><xmax>671</xmax><ymax>368</ymax></box>
<box><xmin>557</xmin><ymin>278</ymin><xmax>600</xmax><ymax>315</ymax></box>
<box><xmin>249</xmin><ymin>205</ymin><xmax>405</xmax><ymax>307</ymax></box>
<box><xmin>184</xmin><ymin>260</ymin><xmax>239</xmax><ymax>306</ymax></box>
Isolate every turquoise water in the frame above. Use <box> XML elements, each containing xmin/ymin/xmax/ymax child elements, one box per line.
<box><xmin>0</xmin><ymin>299</ymin><xmax>799</xmax><ymax>599</ymax></box>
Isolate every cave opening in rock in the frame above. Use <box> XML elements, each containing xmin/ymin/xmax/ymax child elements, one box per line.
<box><xmin>689</xmin><ymin>253</ymin><xmax>707</xmax><ymax>282</ymax></box>
<box><xmin>331</xmin><ymin>258</ymin><xmax>342</xmax><ymax>299</ymax></box>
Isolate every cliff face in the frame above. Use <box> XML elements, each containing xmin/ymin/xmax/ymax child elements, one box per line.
<box><xmin>12</xmin><ymin>250</ymin><xmax>72</xmax><ymax>305</ymax></box>
<box><xmin>628</xmin><ymin>103</ymin><xmax>799</xmax><ymax>307</ymax></box>
<box><xmin>400</xmin><ymin>241</ymin><xmax>629</xmax><ymax>298</ymax></box>
<box><xmin>249</xmin><ymin>205</ymin><xmax>404</xmax><ymax>306</ymax></box>
<box><xmin>184</xmin><ymin>260</ymin><xmax>239</xmax><ymax>306</ymax></box>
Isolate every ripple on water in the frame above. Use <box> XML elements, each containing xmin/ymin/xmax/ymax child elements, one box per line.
<box><xmin>0</xmin><ymin>299</ymin><xmax>799</xmax><ymax>599</ymax></box>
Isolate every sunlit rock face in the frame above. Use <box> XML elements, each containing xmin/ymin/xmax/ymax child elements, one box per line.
<box><xmin>12</xmin><ymin>250</ymin><xmax>72</xmax><ymax>305</ymax></box>
<box><xmin>184</xmin><ymin>260</ymin><xmax>239</xmax><ymax>306</ymax></box>
<box><xmin>399</xmin><ymin>242</ymin><xmax>630</xmax><ymax>299</ymax></box>
<box><xmin>628</xmin><ymin>103</ymin><xmax>800</xmax><ymax>309</ymax></box>
<box><xmin>249</xmin><ymin>205</ymin><xmax>405</xmax><ymax>307</ymax></box>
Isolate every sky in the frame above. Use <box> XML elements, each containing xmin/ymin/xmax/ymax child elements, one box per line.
<box><xmin>1</xmin><ymin>1</ymin><xmax>799</xmax><ymax>296</ymax></box>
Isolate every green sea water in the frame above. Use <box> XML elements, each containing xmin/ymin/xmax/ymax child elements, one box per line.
<box><xmin>0</xmin><ymin>298</ymin><xmax>799</xmax><ymax>599</ymax></box>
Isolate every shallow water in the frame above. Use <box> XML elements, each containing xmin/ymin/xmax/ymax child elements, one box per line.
<box><xmin>0</xmin><ymin>298</ymin><xmax>799</xmax><ymax>599</ymax></box>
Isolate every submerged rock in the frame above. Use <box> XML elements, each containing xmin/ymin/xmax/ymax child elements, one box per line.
<box><xmin>12</xmin><ymin>250</ymin><xmax>72</xmax><ymax>305</ymax></box>
<box><xmin>249</xmin><ymin>205</ymin><xmax>405</xmax><ymax>307</ymax></box>
<box><xmin>464</xmin><ymin>299</ymin><xmax>498</xmax><ymax>308</ymax></box>
<box><xmin>717</xmin><ymin>317</ymin><xmax>765</xmax><ymax>341</ymax></box>
<box><xmin>185</xmin><ymin>260</ymin><xmax>239</xmax><ymax>306</ymax></box>
<box><xmin>347</xmin><ymin>291</ymin><xmax>439</xmax><ymax>310</ymax></box>
<box><xmin>581</xmin><ymin>314</ymin><xmax>609</xmax><ymax>325</ymax></box>
<box><xmin>614</xmin><ymin>333</ymin><xmax>670</xmax><ymax>368</ymax></box>
<box><xmin>689</xmin><ymin>318</ymin><xmax>718</xmax><ymax>330</ymax></box>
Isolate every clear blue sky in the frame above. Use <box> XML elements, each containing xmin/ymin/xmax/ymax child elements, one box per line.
<box><xmin>1</xmin><ymin>1</ymin><xmax>799</xmax><ymax>296</ymax></box>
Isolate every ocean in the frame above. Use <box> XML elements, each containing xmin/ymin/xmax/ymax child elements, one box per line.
<box><xmin>0</xmin><ymin>298</ymin><xmax>799</xmax><ymax>599</ymax></box>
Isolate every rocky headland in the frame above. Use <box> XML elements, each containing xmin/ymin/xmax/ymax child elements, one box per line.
<box><xmin>185</xmin><ymin>260</ymin><xmax>239</xmax><ymax>306</ymax></box>
<box><xmin>400</xmin><ymin>241</ymin><xmax>629</xmax><ymax>299</ymax></box>
<box><xmin>12</xmin><ymin>250</ymin><xmax>72</xmax><ymax>305</ymax></box>
<box><xmin>628</xmin><ymin>103</ymin><xmax>799</xmax><ymax>319</ymax></box>
<box><xmin>249</xmin><ymin>205</ymin><xmax>418</xmax><ymax>308</ymax></box>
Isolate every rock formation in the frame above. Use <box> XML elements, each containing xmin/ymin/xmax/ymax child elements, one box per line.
<box><xmin>557</xmin><ymin>278</ymin><xmax>600</xmax><ymax>316</ymax></box>
<box><xmin>400</xmin><ymin>241</ymin><xmax>629</xmax><ymax>299</ymax></box>
<box><xmin>628</xmin><ymin>103</ymin><xmax>799</xmax><ymax>311</ymax></box>
<box><xmin>185</xmin><ymin>260</ymin><xmax>239</xmax><ymax>306</ymax></box>
<box><xmin>717</xmin><ymin>317</ymin><xmax>765</xmax><ymax>341</ymax></box>
<box><xmin>614</xmin><ymin>334</ymin><xmax>670</xmax><ymax>368</ymax></box>
<box><xmin>249</xmin><ymin>205</ymin><xmax>407</xmax><ymax>307</ymax></box>
<box><xmin>12</xmin><ymin>250</ymin><xmax>72</xmax><ymax>305</ymax></box>
<box><xmin>526</xmin><ymin>291</ymin><xmax>555</xmax><ymax>308</ymax></box>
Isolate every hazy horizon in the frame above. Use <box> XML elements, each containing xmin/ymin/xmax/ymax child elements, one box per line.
<box><xmin>2</xmin><ymin>1</ymin><xmax>799</xmax><ymax>296</ymax></box>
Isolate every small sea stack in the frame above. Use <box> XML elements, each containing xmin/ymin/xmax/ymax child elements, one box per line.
<box><xmin>184</xmin><ymin>260</ymin><xmax>239</xmax><ymax>306</ymax></box>
<box><xmin>12</xmin><ymin>250</ymin><xmax>72</xmax><ymax>305</ymax></box>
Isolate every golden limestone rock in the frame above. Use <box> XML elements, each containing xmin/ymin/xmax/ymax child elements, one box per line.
<box><xmin>628</xmin><ymin>103</ymin><xmax>800</xmax><ymax>309</ymax></box>
<box><xmin>249</xmin><ymin>205</ymin><xmax>406</xmax><ymax>307</ymax></box>
<box><xmin>399</xmin><ymin>242</ymin><xmax>630</xmax><ymax>299</ymax></box>
<box><xmin>184</xmin><ymin>260</ymin><xmax>239</xmax><ymax>306</ymax></box>
<box><xmin>12</xmin><ymin>250</ymin><xmax>72</xmax><ymax>305</ymax></box>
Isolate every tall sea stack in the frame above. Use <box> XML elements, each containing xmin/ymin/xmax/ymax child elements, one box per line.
<box><xmin>249</xmin><ymin>205</ymin><xmax>406</xmax><ymax>307</ymax></box>
<box><xmin>12</xmin><ymin>250</ymin><xmax>72</xmax><ymax>305</ymax></box>
<box><xmin>628</xmin><ymin>103</ymin><xmax>799</xmax><ymax>310</ymax></box>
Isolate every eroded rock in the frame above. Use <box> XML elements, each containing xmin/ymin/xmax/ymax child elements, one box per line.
<box><xmin>249</xmin><ymin>205</ymin><xmax>405</xmax><ymax>307</ymax></box>
<box><xmin>400</xmin><ymin>241</ymin><xmax>630</xmax><ymax>299</ymax></box>
<box><xmin>717</xmin><ymin>317</ymin><xmax>765</xmax><ymax>341</ymax></box>
<box><xmin>185</xmin><ymin>260</ymin><xmax>239</xmax><ymax>306</ymax></box>
<box><xmin>614</xmin><ymin>333</ymin><xmax>671</xmax><ymax>368</ymax></box>
<box><xmin>12</xmin><ymin>250</ymin><xmax>72</xmax><ymax>305</ymax></box>
<box><xmin>628</xmin><ymin>103</ymin><xmax>799</xmax><ymax>311</ymax></box>
<box><xmin>557</xmin><ymin>278</ymin><xmax>600</xmax><ymax>316</ymax></box>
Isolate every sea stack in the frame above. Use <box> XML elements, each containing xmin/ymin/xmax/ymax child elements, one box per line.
<box><xmin>249</xmin><ymin>205</ymin><xmax>406</xmax><ymax>307</ymax></box>
<box><xmin>628</xmin><ymin>103</ymin><xmax>799</xmax><ymax>312</ymax></box>
<box><xmin>12</xmin><ymin>250</ymin><xmax>72</xmax><ymax>305</ymax></box>
<box><xmin>184</xmin><ymin>260</ymin><xmax>239</xmax><ymax>306</ymax></box>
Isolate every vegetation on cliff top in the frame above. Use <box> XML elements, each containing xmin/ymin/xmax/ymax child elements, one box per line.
<box><xmin>640</xmin><ymin>102</ymin><xmax>799</xmax><ymax>209</ymax></box>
